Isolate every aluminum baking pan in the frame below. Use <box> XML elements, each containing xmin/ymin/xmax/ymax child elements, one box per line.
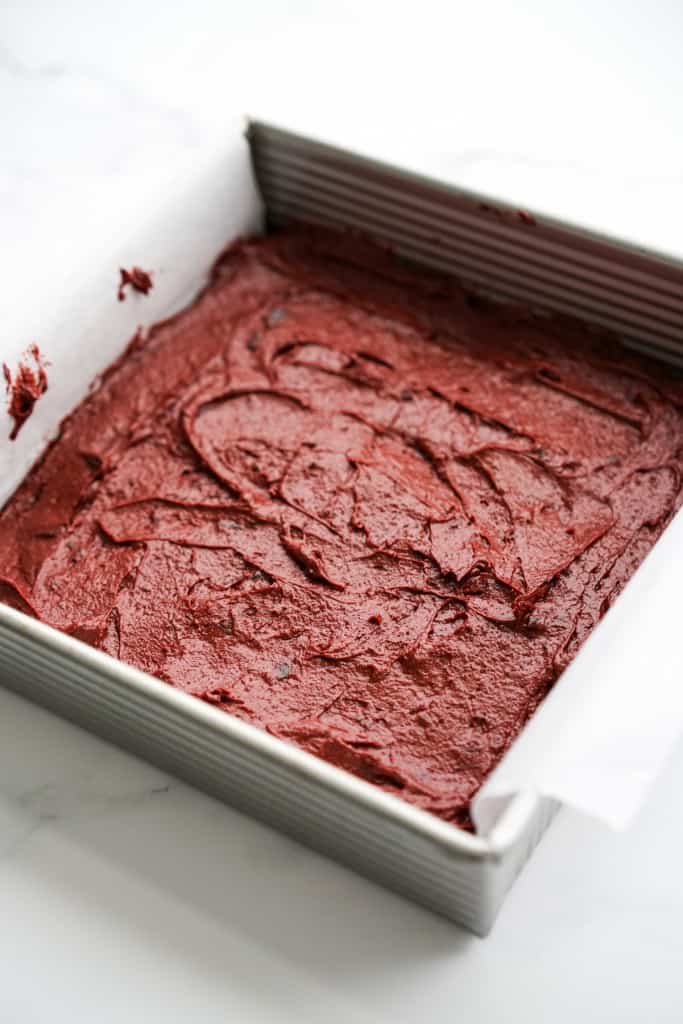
<box><xmin>248</xmin><ymin>121</ymin><xmax>683</xmax><ymax>366</ymax></box>
<box><xmin>1</xmin><ymin>120</ymin><xmax>682</xmax><ymax>936</ymax></box>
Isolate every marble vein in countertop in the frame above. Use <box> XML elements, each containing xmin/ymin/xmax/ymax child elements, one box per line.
<box><xmin>0</xmin><ymin>781</ymin><xmax>176</xmax><ymax>863</ymax></box>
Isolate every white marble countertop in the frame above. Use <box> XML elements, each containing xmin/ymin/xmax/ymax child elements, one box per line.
<box><xmin>2</xmin><ymin>2</ymin><xmax>683</xmax><ymax>1020</ymax></box>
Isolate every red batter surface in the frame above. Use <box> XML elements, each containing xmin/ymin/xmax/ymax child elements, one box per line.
<box><xmin>3</xmin><ymin>344</ymin><xmax>48</xmax><ymax>440</ymax></box>
<box><xmin>2</xmin><ymin>229</ymin><xmax>682</xmax><ymax>829</ymax></box>
<box><xmin>117</xmin><ymin>266</ymin><xmax>154</xmax><ymax>302</ymax></box>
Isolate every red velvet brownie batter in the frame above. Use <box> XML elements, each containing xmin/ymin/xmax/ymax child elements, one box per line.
<box><xmin>3</xmin><ymin>344</ymin><xmax>48</xmax><ymax>440</ymax></box>
<box><xmin>1</xmin><ymin>229</ymin><xmax>682</xmax><ymax>828</ymax></box>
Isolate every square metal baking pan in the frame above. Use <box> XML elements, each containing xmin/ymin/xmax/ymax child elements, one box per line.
<box><xmin>1</xmin><ymin>121</ymin><xmax>682</xmax><ymax>936</ymax></box>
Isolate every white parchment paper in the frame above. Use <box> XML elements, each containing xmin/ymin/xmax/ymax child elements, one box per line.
<box><xmin>1</xmin><ymin>121</ymin><xmax>262</xmax><ymax>505</ymax></box>
<box><xmin>2</xmin><ymin>122</ymin><xmax>682</xmax><ymax>836</ymax></box>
